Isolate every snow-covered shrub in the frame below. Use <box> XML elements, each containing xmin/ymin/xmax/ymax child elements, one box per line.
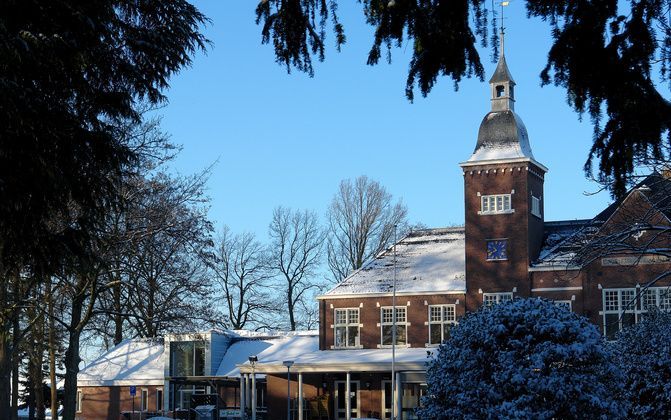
<box><xmin>611</xmin><ymin>308</ymin><xmax>671</xmax><ymax>418</ymax></box>
<box><xmin>417</xmin><ymin>298</ymin><xmax>625</xmax><ymax>419</ymax></box>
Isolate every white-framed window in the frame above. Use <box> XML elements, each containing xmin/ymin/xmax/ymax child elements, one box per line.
<box><xmin>483</xmin><ymin>292</ymin><xmax>513</xmax><ymax>307</ymax></box>
<box><xmin>76</xmin><ymin>389</ymin><xmax>83</xmax><ymax>413</ymax></box>
<box><xmin>334</xmin><ymin>308</ymin><xmax>361</xmax><ymax>348</ymax></box>
<box><xmin>602</xmin><ymin>287</ymin><xmax>671</xmax><ymax>340</ymax></box>
<box><xmin>380</xmin><ymin>306</ymin><xmax>407</xmax><ymax>346</ymax></box>
<box><xmin>554</xmin><ymin>300</ymin><xmax>572</xmax><ymax>311</ymax></box>
<box><xmin>428</xmin><ymin>305</ymin><xmax>457</xmax><ymax>345</ymax></box>
<box><xmin>480</xmin><ymin>194</ymin><xmax>512</xmax><ymax>214</ymax></box>
<box><xmin>156</xmin><ymin>389</ymin><xmax>163</xmax><ymax>412</ymax></box>
<box><xmin>141</xmin><ymin>388</ymin><xmax>148</xmax><ymax>411</ymax></box>
<box><xmin>531</xmin><ymin>195</ymin><xmax>542</xmax><ymax>217</ymax></box>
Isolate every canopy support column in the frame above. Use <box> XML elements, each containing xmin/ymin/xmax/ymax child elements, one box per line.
<box><xmin>298</xmin><ymin>372</ymin><xmax>304</xmax><ymax>420</ymax></box>
<box><xmin>345</xmin><ymin>371</ymin><xmax>351</xmax><ymax>420</ymax></box>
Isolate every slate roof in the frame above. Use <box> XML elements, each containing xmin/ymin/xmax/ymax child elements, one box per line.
<box><xmin>469</xmin><ymin>110</ymin><xmax>535</xmax><ymax>162</ymax></box>
<box><xmin>489</xmin><ymin>53</ymin><xmax>515</xmax><ymax>85</ymax></box>
<box><xmin>321</xmin><ymin>228</ymin><xmax>466</xmax><ymax>297</ymax></box>
<box><xmin>534</xmin><ymin>173</ymin><xmax>671</xmax><ymax>266</ymax></box>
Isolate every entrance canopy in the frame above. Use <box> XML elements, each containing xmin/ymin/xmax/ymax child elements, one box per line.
<box><xmin>238</xmin><ymin>345</ymin><xmax>437</xmax><ymax>374</ymax></box>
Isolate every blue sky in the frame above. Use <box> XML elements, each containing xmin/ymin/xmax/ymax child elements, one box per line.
<box><xmin>160</xmin><ymin>1</ymin><xmax>612</xmax><ymax>239</ymax></box>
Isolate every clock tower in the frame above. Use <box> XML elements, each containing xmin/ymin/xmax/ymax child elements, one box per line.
<box><xmin>460</xmin><ymin>41</ymin><xmax>548</xmax><ymax>312</ymax></box>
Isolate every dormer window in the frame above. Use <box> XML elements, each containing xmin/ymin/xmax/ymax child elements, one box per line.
<box><xmin>480</xmin><ymin>194</ymin><xmax>512</xmax><ymax>214</ymax></box>
<box><xmin>496</xmin><ymin>85</ymin><xmax>505</xmax><ymax>97</ymax></box>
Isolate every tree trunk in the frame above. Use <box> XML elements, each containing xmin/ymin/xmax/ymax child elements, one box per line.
<box><xmin>113</xmin><ymin>274</ymin><xmax>123</xmax><ymax>346</ymax></box>
<box><xmin>48</xmin><ymin>280</ymin><xmax>58</xmax><ymax>420</ymax></box>
<box><xmin>62</xmin><ymin>292</ymin><xmax>84</xmax><ymax>420</ymax></box>
<box><xmin>11</xmin><ymin>282</ymin><xmax>21</xmax><ymax>420</ymax></box>
<box><xmin>0</xmin><ymin>328</ymin><xmax>13</xmax><ymax>419</ymax></box>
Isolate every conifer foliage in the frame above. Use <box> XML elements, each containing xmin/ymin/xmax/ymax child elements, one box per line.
<box><xmin>255</xmin><ymin>0</ymin><xmax>671</xmax><ymax>196</ymax></box>
<box><xmin>417</xmin><ymin>298</ymin><xmax>626</xmax><ymax>419</ymax></box>
<box><xmin>611</xmin><ymin>309</ymin><xmax>671</xmax><ymax>418</ymax></box>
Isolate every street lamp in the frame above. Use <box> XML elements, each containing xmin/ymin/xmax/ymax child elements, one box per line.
<box><xmin>283</xmin><ymin>360</ymin><xmax>294</xmax><ymax>420</ymax></box>
<box><xmin>249</xmin><ymin>356</ymin><xmax>258</xmax><ymax>420</ymax></box>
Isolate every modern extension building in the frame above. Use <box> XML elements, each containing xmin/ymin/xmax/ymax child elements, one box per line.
<box><xmin>76</xmin><ymin>45</ymin><xmax>671</xmax><ymax>420</ymax></box>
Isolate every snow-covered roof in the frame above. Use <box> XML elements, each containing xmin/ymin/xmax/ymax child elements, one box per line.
<box><xmin>219</xmin><ymin>333</ymin><xmax>319</xmax><ymax>377</ymax></box>
<box><xmin>78</xmin><ymin>339</ymin><xmax>164</xmax><ymax>386</ymax></box>
<box><xmin>240</xmin><ymin>347</ymin><xmax>435</xmax><ymax>374</ymax></box>
<box><xmin>321</xmin><ymin>228</ymin><xmax>466</xmax><ymax>298</ymax></box>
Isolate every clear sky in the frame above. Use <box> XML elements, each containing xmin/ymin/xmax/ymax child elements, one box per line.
<box><xmin>159</xmin><ymin>1</ymin><xmax>612</xmax><ymax>240</ymax></box>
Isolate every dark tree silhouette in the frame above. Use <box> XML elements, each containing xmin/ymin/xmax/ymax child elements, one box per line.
<box><xmin>0</xmin><ymin>1</ymin><xmax>207</xmax><ymax>418</ymax></box>
<box><xmin>255</xmin><ymin>0</ymin><xmax>671</xmax><ymax>196</ymax></box>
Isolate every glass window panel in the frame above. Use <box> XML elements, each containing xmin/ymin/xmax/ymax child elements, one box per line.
<box><xmin>194</xmin><ymin>345</ymin><xmax>206</xmax><ymax>376</ymax></box>
<box><xmin>445</xmin><ymin>306</ymin><xmax>455</xmax><ymax>321</ymax></box>
<box><xmin>660</xmin><ymin>289</ymin><xmax>671</xmax><ymax>310</ymax></box>
<box><xmin>429</xmin><ymin>306</ymin><xmax>442</xmax><ymax>322</ymax></box>
<box><xmin>622</xmin><ymin>312</ymin><xmax>635</xmax><ymax>329</ymax></box>
<box><xmin>642</xmin><ymin>289</ymin><xmax>657</xmax><ymax>310</ymax></box>
<box><xmin>348</xmin><ymin>309</ymin><xmax>359</xmax><ymax>324</ymax></box>
<box><xmin>621</xmin><ymin>290</ymin><xmax>635</xmax><ymax>311</ymax></box>
<box><xmin>396</xmin><ymin>325</ymin><xmax>407</xmax><ymax>345</ymax></box>
<box><xmin>605</xmin><ymin>313</ymin><xmax>620</xmax><ymax>340</ymax></box>
<box><xmin>443</xmin><ymin>323</ymin><xmax>453</xmax><ymax>340</ymax></box>
<box><xmin>347</xmin><ymin>326</ymin><xmax>359</xmax><ymax>347</ymax></box>
<box><xmin>396</xmin><ymin>307</ymin><xmax>406</xmax><ymax>323</ymax></box>
<box><xmin>382</xmin><ymin>325</ymin><xmax>393</xmax><ymax>346</ymax></box>
<box><xmin>335</xmin><ymin>309</ymin><xmax>347</xmax><ymax>325</ymax></box>
<box><xmin>496</xmin><ymin>196</ymin><xmax>503</xmax><ymax>211</ymax></box>
<box><xmin>335</xmin><ymin>326</ymin><xmax>346</xmax><ymax>347</ymax></box>
<box><xmin>605</xmin><ymin>291</ymin><xmax>619</xmax><ymax>311</ymax></box>
<box><xmin>482</xmin><ymin>197</ymin><xmax>489</xmax><ymax>212</ymax></box>
<box><xmin>429</xmin><ymin>324</ymin><xmax>442</xmax><ymax>345</ymax></box>
<box><xmin>504</xmin><ymin>195</ymin><xmax>511</xmax><ymax>210</ymax></box>
<box><xmin>171</xmin><ymin>342</ymin><xmax>194</xmax><ymax>377</ymax></box>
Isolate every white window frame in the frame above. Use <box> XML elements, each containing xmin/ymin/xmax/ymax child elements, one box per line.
<box><xmin>141</xmin><ymin>388</ymin><xmax>148</xmax><ymax>411</ymax></box>
<box><xmin>333</xmin><ymin>308</ymin><xmax>362</xmax><ymax>349</ymax></box>
<box><xmin>379</xmin><ymin>306</ymin><xmax>409</xmax><ymax>348</ymax></box>
<box><xmin>531</xmin><ymin>195</ymin><xmax>542</xmax><ymax>218</ymax></box>
<box><xmin>427</xmin><ymin>304</ymin><xmax>457</xmax><ymax>346</ymax></box>
<box><xmin>553</xmin><ymin>300</ymin><xmax>572</xmax><ymax>311</ymax></box>
<box><xmin>602</xmin><ymin>287</ymin><xmax>671</xmax><ymax>339</ymax></box>
<box><xmin>479</xmin><ymin>194</ymin><xmax>513</xmax><ymax>215</ymax></box>
<box><xmin>76</xmin><ymin>389</ymin><xmax>83</xmax><ymax>413</ymax></box>
<box><xmin>483</xmin><ymin>292</ymin><xmax>513</xmax><ymax>307</ymax></box>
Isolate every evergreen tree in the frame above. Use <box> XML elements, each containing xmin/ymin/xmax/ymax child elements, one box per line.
<box><xmin>418</xmin><ymin>298</ymin><xmax>626</xmax><ymax>419</ymax></box>
<box><xmin>611</xmin><ymin>308</ymin><xmax>671</xmax><ymax>418</ymax></box>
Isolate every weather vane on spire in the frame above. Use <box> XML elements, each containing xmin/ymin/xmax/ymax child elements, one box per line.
<box><xmin>498</xmin><ymin>1</ymin><xmax>510</xmax><ymax>55</ymax></box>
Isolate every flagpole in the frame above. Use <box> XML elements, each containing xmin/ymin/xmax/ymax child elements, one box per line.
<box><xmin>391</xmin><ymin>224</ymin><xmax>398</xmax><ymax>420</ymax></box>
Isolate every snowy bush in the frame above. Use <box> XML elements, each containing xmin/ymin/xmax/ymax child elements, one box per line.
<box><xmin>611</xmin><ymin>308</ymin><xmax>671</xmax><ymax>418</ymax></box>
<box><xmin>417</xmin><ymin>298</ymin><xmax>625</xmax><ymax>419</ymax></box>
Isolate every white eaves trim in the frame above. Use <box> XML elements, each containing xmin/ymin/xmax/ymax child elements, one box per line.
<box><xmin>459</xmin><ymin>156</ymin><xmax>549</xmax><ymax>173</ymax></box>
<box><xmin>531</xmin><ymin>286</ymin><xmax>583</xmax><ymax>292</ymax></box>
<box><xmin>528</xmin><ymin>265</ymin><xmax>581</xmax><ymax>272</ymax></box>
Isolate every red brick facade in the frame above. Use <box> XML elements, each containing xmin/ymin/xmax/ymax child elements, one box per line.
<box><xmin>76</xmin><ymin>385</ymin><xmax>163</xmax><ymax>420</ymax></box>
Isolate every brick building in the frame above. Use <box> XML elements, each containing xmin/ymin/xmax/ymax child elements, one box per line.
<box><xmin>77</xmin><ymin>45</ymin><xmax>671</xmax><ymax>420</ymax></box>
<box><xmin>240</xmin><ymin>47</ymin><xmax>671</xmax><ymax>420</ymax></box>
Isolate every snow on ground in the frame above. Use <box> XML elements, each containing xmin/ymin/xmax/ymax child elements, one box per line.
<box><xmin>323</xmin><ymin>228</ymin><xmax>465</xmax><ymax>296</ymax></box>
<box><xmin>78</xmin><ymin>338</ymin><xmax>164</xmax><ymax>386</ymax></box>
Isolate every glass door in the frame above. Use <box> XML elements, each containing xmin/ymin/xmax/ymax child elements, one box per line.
<box><xmin>334</xmin><ymin>380</ymin><xmax>360</xmax><ymax>419</ymax></box>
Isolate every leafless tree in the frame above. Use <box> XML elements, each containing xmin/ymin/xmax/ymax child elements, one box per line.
<box><xmin>268</xmin><ymin>207</ymin><xmax>325</xmax><ymax>330</ymax></box>
<box><xmin>212</xmin><ymin>227</ymin><xmax>276</xmax><ymax>330</ymax></box>
<box><xmin>326</xmin><ymin>176</ymin><xmax>408</xmax><ymax>282</ymax></box>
